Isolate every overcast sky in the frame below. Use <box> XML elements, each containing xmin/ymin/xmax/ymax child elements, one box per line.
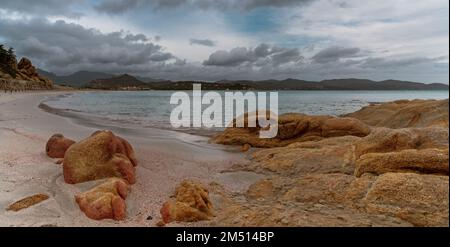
<box><xmin>0</xmin><ymin>0</ymin><xmax>448</xmax><ymax>83</ymax></box>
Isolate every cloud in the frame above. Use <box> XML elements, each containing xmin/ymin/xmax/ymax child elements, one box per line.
<box><xmin>203</xmin><ymin>43</ymin><xmax>303</xmax><ymax>67</ymax></box>
<box><xmin>93</xmin><ymin>0</ymin><xmax>313</xmax><ymax>14</ymax></box>
<box><xmin>311</xmin><ymin>46</ymin><xmax>361</xmax><ymax>64</ymax></box>
<box><xmin>0</xmin><ymin>0</ymin><xmax>448</xmax><ymax>83</ymax></box>
<box><xmin>360</xmin><ymin>56</ymin><xmax>433</xmax><ymax>69</ymax></box>
<box><xmin>0</xmin><ymin>0</ymin><xmax>83</xmax><ymax>17</ymax></box>
<box><xmin>94</xmin><ymin>0</ymin><xmax>140</xmax><ymax>14</ymax></box>
<box><xmin>285</xmin><ymin>0</ymin><xmax>449</xmax><ymax>59</ymax></box>
<box><xmin>190</xmin><ymin>38</ymin><xmax>216</xmax><ymax>47</ymax></box>
<box><xmin>203</xmin><ymin>48</ymin><xmax>254</xmax><ymax>66</ymax></box>
<box><xmin>0</xmin><ymin>18</ymin><xmax>176</xmax><ymax>75</ymax></box>
<box><xmin>124</xmin><ymin>33</ymin><xmax>149</xmax><ymax>42</ymax></box>
<box><xmin>271</xmin><ymin>48</ymin><xmax>303</xmax><ymax>65</ymax></box>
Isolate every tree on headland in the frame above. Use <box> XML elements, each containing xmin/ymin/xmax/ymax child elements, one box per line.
<box><xmin>0</xmin><ymin>44</ymin><xmax>17</xmax><ymax>78</ymax></box>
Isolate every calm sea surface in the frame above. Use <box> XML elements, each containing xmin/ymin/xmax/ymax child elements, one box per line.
<box><xmin>43</xmin><ymin>90</ymin><xmax>449</xmax><ymax>133</ymax></box>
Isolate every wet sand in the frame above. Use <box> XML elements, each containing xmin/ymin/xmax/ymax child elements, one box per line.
<box><xmin>0</xmin><ymin>91</ymin><xmax>258</xmax><ymax>226</ymax></box>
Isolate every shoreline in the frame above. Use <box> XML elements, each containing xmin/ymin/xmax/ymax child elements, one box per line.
<box><xmin>38</xmin><ymin>98</ymin><xmax>222</xmax><ymax>139</ymax></box>
<box><xmin>1</xmin><ymin>91</ymin><xmax>448</xmax><ymax>226</ymax></box>
<box><xmin>0</xmin><ymin>91</ymin><xmax>252</xmax><ymax>226</ymax></box>
<box><xmin>36</xmin><ymin>89</ymin><xmax>450</xmax><ymax>138</ymax></box>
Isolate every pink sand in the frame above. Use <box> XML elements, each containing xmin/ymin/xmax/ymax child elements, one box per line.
<box><xmin>0</xmin><ymin>91</ymin><xmax>261</xmax><ymax>226</ymax></box>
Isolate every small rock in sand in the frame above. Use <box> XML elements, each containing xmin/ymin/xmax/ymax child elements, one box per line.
<box><xmin>63</xmin><ymin>130</ymin><xmax>138</xmax><ymax>184</ymax></box>
<box><xmin>46</xmin><ymin>133</ymin><xmax>75</xmax><ymax>158</ymax></box>
<box><xmin>160</xmin><ymin>180</ymin><xmax>214</xmax><ymax>223</ymax></box>
<box><xmin>241</xmin><ymin>143</ymin><xmax>251</xmax><ymax>152</ymax></box>
<box><xmin>156</xmin><ymin>220</ymin><xmax>165</xmax><ymax>227</ymax></box>
<box><xmin>7</xmin><ymin>193</ymin><xmax>49</xmax><ymax>212</ymax></box>
<box><xmin>75</xmin><ymin>178</ymin><xmax>130</xmax><ymax>221</ymax></box>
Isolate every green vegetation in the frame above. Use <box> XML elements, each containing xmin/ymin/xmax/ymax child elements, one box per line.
<box><xmin>0</xmin><ymin>44</ymin><xmax>17</xmax><ymax>78</ymax></box>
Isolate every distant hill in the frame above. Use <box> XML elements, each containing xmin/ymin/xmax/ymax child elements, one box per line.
<box><xmin>135</xmin><ymin>75</ymin><xmax>166</xmax><ymax>83</ymax></box>
<box><xmin>38</xmin><ymin>69</ymin><xmax>165</xmax><ymax>87</ymax></box>
<box><xmin>37</xmin><ymin>69</ymin><xmax>114</xmax><ymax>87</ymax></box>
<box><xmin>147</xmin><ymin>78</ymin><xmax>449</xmax><ymax>91</ymax></box>
<box><xmin>87</xmin><ymin>74</ymin><xmax>149</xmax><ymax>89</ymax></box>
<box><xmin>318</xmin><ymin>79</ymin><xmax>449</xmax><ymax>90</ymax></box>
<box><xmin>37</xmin><ymin>69</ymin><xmax>449</xmax><ymax>90</ymax></box>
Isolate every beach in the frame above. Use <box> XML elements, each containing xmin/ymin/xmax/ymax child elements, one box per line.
<box><xmin>1</xmin><ymin>0</ymin><xmax>449</xmax><ymax>230</ymax></box>
<box><xmin>0</xmin><ymin>91</ymin><xmax>448</xmax><ymax>227</ymax></box>
<box><xmin>0</xmin><ymin>91</ymin><xmax>255</xmax><ymax>226</ymax></box>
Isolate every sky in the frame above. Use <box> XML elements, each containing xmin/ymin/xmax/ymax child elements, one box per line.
<box><xmin>0</xmin><ymin>0</ymin><xmax>448</xmax><ymax>83</ymax></box>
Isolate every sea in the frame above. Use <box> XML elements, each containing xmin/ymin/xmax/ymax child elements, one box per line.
<box><xmin>42</xmin><ymin>90</ymin><xmax>449</xmax><ymax>136</ymax></box>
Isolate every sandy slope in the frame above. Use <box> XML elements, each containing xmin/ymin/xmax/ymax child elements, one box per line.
<box><xmin>0</xmin><ymin>91</ymin><xmax>254</xmax><ymax>226</ymax></box>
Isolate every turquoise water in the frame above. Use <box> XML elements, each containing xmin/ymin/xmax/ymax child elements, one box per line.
<box><xmin>43</xmin><ymin>90</ymin><xmax>449</xmax><ymax>131</ymax></box>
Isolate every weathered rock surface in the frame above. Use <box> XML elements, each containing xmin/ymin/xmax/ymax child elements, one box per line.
<box><xmin>63</xmin><ymin>130</ymin><xmax>137</xmax><ymax>184</ymax></box>
<box><xmin>344</xmin><ymin>99</ymin><xmax>449</xmax><ymax>128</ymax></box>
<box><xmin>355</xmin><ymin>148</ymin><xmax>449</xmax><ymax>177</ymax></box>
<box><xmin>210</xmin><ymin>174</ymin><xmax>409</xmax><ymax>226</ymax></box>
<box><xmin>17</xmin><ymin>58</ymin><xmax>53</xmax><ymax>88</ymax></box>
<box><xmin>75</xmin><ymin>178</ymin><xmax>129</xmax><ymax>221</ymax></box>
<box><xmin>212</xmin><ymin>113</ymin><xmax>370</xmax><ymax>148</ymax></box>
<box><xmin>212</xmin><ymin>172</ymin><xmax>448</xmax><ymax>226</ymax></box>
<box><xmin>209</xmin><ymin>99</ymin><xmax>449</xmax><ymax>227</ymax></box>
<box><xmin>1</xmin><ymin>57</ymin><xmax>53</xmax><ymax>90</ymax></box>
<box><xmin>241</xmin><ymin>143</ymin><xmax>251</xmax><ymax>152</ymax></box>
<box><xmin>45</xmin><ymin>134</ymin><xmax>76</xmax><ymax>158</ymax></box>
<box><xmin>248</xmin><ymin>136</ymin><xmax>359</xmax><ymax>176</ymax></box>
<box><xmin>7</xmin><ymin>194</ymin><xmax>49</xmax><ymax>212</ymax></box>
<box><xmin>363</xmin><ymin>173</ymin><xmax>449</xmax><ymax>226</ymax></box>
<box><xmin>354</xmin><ymin>127</ymin><xmax>448</xmax><ymax>158</ymax></box>
<box><xmin>160</xmin><ymin>180</ymin><xmax>214</xmax><ymax>223</ymax></box>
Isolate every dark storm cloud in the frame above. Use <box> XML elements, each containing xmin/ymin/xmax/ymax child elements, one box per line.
<box><xmin>311</xmin><ymin>46</ymin><xmax>361</xmax><ymax>64</ymax></box>
<box><xmin>93</xmin><ymin>0</ymin><xmax>313</xmax><ymax>14</ymax></box>
<box><xmin>0</xmin><ymin>18</ymin><xmax>175</xmax><ymax>74</ymax></box>
<box><xmin>149</xmin><ymin>52</ymin><xmax>175</xmax><ymax>61</ymax></box>
<box><xmin>0</xmin><ymin>0</ymin><xmax>82</xmax><ymax>17</ymax></box>
<box><xmin>203</xmin><ymin>47</ymin><xmax>254</xmax><ymax>66</ymax></box>
<box><xmin>189</xmin><ymin>38</ymin><xmax>216</xmax><ymax>47</ymax></box>
<box><xmin>360</xmin><ymin>56</ymin><xmax>433</xmax><ymax>68</ymax></box>
<box><xmin>94</xmin><ymin>0</ymin><xmax>140</xmax><ymax>14</ymax></box>
<box><xmin>124</xmin><ymin>33</ymin><xmax>149</xmax><ymax>42</ymax></box>
<box><xmin>271</xmin><ymin>48</ymin><xmax>303</xmax><ymax>66</ymax></box>
<box><xmin>0</xmin><ymin>16</ymin><xmax>446</xmax><ymax>83</ymax></box>
<box><xmin>239</xmin><ymin>0</ymin><xmax>313</xmax><ymax>10</ymax></box>
<box><xmin>203</xmin><ymin>43</ymin><xmax>303</xmax><ymax>67</ymax></box>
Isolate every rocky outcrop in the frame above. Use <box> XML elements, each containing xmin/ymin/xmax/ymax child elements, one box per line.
<box><xmin>0</xmin><ymin>57</ymin><xmax>53</xmax><ymax>90</ymax></box>
<box><xmin>355</xmin><ymin>148</ymin><xmax>449</xmax><ymax>177</ymax></box>
<box><xmin>354</xmin><ymin>127</ymin><xmax>448</xmax><ymax>158</ymax></box>
<box><xmin>212</xmin><ymin>172</ymin><xmax>448</xmax><ymax>226</ymax></box>
<box><xmin>160</xmin><ymin>180</ymin><xmax>214</xmax><ymax>223</ymax></box>
<box><xmin>16</xmin><ymin>58</ymin><xmax>53</xmax><ymax>89</ymax></box>
<box><xmin>17</xmin><ymin>58</ymin><xmax>39</xmax><ymax>78</ymax></box>
<box><xmin>209</xmin><ymin>99</ymin><xmax>449</xmax><ymax>226</ymax></box>
<box><xmin>211</xmin><ymin>113</ymin><xmax>371</xmax><ymax>148</ymax></box>
<box><xmin>63</xmin><ymin>130</ymin><xmax>138</xmax><ymax>184</ymax></box>
<box><xmin>363</xmin><ymin>173</ymin><xmax>449</xmax><ymax>226</ymax></box>
<box><xmin>344</xmin><ymin>99</ymin><xmax>449</xmax><ymax>128</ymax></box>
<box><xmin>248</xmin><ymin>136</ymin><xmax>359</xmax><ymax>176</ymax></box>
<box><xmin>46</xmin><ymin>134</ymin><xmax>76</xmax><ymax>158</ymax></box>
<box><xmin>75</xmin><ymin>178</ymin><xmax>129</xmax><ymax>221</ymax></box>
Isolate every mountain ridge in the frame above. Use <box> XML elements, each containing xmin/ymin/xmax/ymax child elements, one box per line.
<box><xmin>37</xmin><ymin>69</ymin><xmax>163</xmax><ymax>87</ymax></box>
<box><xmin>39</xmin><ymin>69</ymin><xmax>449</xmax><ymax>91</ymax></box>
